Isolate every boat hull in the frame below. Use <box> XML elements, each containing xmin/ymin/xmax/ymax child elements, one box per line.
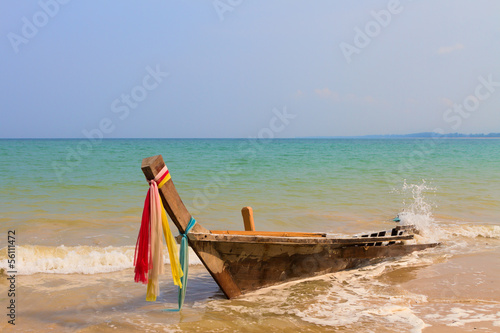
<box><xmin>189</xmin><ymin>233</ymin><xmax>437</xmax><ymax>297</ymax></box>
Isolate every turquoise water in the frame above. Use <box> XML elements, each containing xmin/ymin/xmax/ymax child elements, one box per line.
<box><xmin>1</xmin><ymin>138</ymin><xmax>500</xmax><ymax>332</ymax></box>
<box><xmin>1</xmin><ymin>139</ymin><xmax>499</xmax><ymax>241</ymax></box>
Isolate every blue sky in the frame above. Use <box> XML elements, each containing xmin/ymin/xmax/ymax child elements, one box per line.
<box><xmin>1</xmin><ymin>0</ymin><xmax>499</xmax><ymax>138</ymax></box>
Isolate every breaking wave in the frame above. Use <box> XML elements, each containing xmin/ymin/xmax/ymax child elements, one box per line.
<box><xmin>0</xmin><ymin>245</ymin><xmax>202</xmax><ymax>276</ymax></box>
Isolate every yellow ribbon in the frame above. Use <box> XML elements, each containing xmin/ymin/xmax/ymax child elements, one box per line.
<box><xmin>160</xmin><ymin>198</ymin><xmax>183</xmax><ymax>287</ymax></box>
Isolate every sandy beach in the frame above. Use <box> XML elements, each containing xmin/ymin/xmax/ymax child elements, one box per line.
<box><xmin>1</xmin><ymin>222</ymin><xmax>499</xmax><ymax>332</ymax></box>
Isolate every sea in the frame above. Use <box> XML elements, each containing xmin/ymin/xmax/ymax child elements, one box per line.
<box><xmin>0</xmin><ymin>138</ymin><xmax>499</xmax><ymax>332</ymax></box>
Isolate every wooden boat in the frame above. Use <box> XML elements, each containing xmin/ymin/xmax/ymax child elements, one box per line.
<box><xmin>141</xmin><ymin>155</ymin><xmax>438</xmax><ymax>299</ymax></box>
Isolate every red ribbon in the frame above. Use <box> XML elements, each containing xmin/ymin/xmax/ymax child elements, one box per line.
<box><xmin>134</xmin><ymin>190</ymin><xmax>152</xmax><ymax>284</ymax></box>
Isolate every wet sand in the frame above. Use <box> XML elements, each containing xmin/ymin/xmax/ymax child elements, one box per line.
<box><xmin>402</xmin><ymin>250</ymin><xmax>500</xmax><ymax>332</ymax></box>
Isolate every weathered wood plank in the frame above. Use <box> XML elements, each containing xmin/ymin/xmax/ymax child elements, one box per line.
<box><xmin>210</xmin><ymin>230</ymin><xmax>326</xmax><ymax>237</ymax></box>
<box><xmin>190</xmin><ymin>239</ymin><xmax>438</xmax><ymax>294</ymax></box>
<box><xmin>141</xmin><ymin>155</ymin><xmax>208</xmax><ymax>234</ymax></box>
<box><xmin>190</xmin><ymin>233</ymin><xmax>414</xmax><ymax>245</ymax></box>
<box><xmin>241</xmin><ymin>206</ymin><xmax>255</xmax><ymax>231</ymax></box>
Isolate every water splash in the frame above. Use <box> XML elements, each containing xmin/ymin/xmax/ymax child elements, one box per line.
<box><xmin>393</xmin><ymin>180</ymin><xmax>500</xmax><ymax>245</ymax></box>
<box><xmin>394</xmin><ymin>180</ymin><xmax>442</xmax><ymax>242</ymax></box>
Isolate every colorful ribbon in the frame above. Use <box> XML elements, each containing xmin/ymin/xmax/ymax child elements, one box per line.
<box><xmin>165</xmin><ymin>217</ymin><xmax>197</xmax><ymax>312</ymax></box>
<box><xmin>134</xmin><ymin>165</ymin><xmax>183</xmax><ymax>302</ymax></box>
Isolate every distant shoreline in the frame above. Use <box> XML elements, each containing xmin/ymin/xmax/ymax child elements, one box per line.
<box><xmin>300</xmin><ymin>132</ymin><xmax>500</xmax><ymax>139</ymax></box>
<box><xmin>1</xmin><ymin>132</ymin><xmax>500</xmax><ymax>140</ymax></box>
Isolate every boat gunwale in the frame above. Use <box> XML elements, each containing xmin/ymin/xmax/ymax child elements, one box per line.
<box><xmin>209</xmin><ymin>230</ymin><xmax>326</xmax><ymax>237</ymax></box>
<box><xmin>188</xmin><ymin>232</ymin><xmax>415</xmax><ymax>245</ymax></box>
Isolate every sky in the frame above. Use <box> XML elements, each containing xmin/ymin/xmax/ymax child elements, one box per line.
<box><xmin>1</xmin><ymin>0</ymin><xmax>499</xmax><ymax>138</ymax></box>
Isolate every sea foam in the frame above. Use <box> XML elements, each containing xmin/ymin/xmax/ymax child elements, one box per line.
<box><xmin>0</xmin><ymin>244</ymin><xmax>202</xmax><ymax>275</ymax></box>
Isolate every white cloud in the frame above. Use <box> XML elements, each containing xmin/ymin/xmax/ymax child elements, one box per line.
<box><xmin>314</xmin><ymin>88</ymin><xmax>340</xmax><ymax>101</ymax></box>
<box><xmin>293</xmin><ymin>89</ymin><xmax>305</xmax><ymax>98</ymax></box>
<box><xmin>364</xmin><ymin>95</ymin><xmax>377</xmax><ymax>105</ymax></box>
<box><xmin>313</xmin><ymin>89</ymin><xmax>386</xmax><ymax>106</ymax></box>
<box><xmin>437</xmin><ymin>43</ymin><xmax>464</xmax><ymax>55</ymax></box>
<box><xmin>441</xmin><ymin>97</ymin><xmax>454</xmax><ymax>107</ymax></box>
